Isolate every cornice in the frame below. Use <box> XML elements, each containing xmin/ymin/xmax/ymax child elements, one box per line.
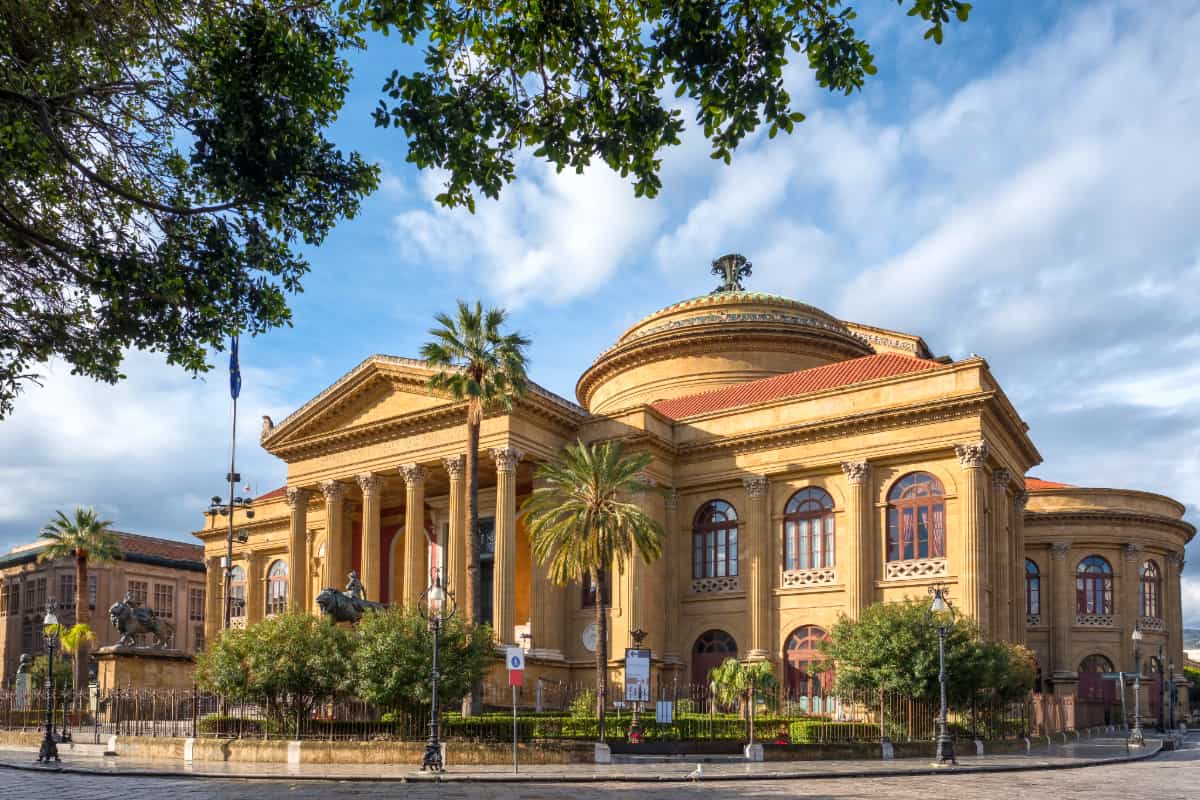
<box><xmin>1024</xmin><ymin>509</ymin><xmax>1195</xmax><ymax>541</ymax></box>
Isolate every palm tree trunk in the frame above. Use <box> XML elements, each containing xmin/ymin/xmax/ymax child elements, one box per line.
<box><xmin>596</xmin><ymin>571</ymin><xmax>608</xmax><ymax>742</ymax></box>
<box><xmin>465</xmin><ymin>404</ymin><xmax>482</xmax><ymax>716</ymax></box>
<box><xmin>74</xmin><ymin>551</ymin><xmax>89</xmax><ymax>693</ymax></box>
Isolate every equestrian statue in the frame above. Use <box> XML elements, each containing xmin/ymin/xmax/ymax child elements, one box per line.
<box><xmin>109</xmin><ymin>592</ymin><xmax>175</xmax><ymax>648</ymax></box>
<box><xmin>316</xmin><ymin>571</ymin><xmax>385</xmax><ymax>623</ymax></box>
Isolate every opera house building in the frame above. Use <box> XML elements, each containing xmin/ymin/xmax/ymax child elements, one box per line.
<box><xmin>195</xmin><ymin>260</ymin><xmax>1193</xmax><ymax>719</ymax></box>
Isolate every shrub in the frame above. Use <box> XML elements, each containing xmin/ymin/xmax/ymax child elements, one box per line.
<box><xmin>569</xmin><ymin>688</ymin><xmax>597</xmax><ymax>718</ymax></box>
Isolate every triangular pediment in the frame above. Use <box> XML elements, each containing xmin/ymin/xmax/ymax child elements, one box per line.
<box><xmin>261</xmin><ymin>356</ymin><xmax>456</xmax><ymax>453</ymax></box>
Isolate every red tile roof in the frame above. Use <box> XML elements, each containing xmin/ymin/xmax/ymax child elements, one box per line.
<box><xmin>255</xmin><ymin>486</ymin><xmax>287</xmax><ymax>502</ymax></box>
<box><xmin>650</xmin><ymin>353</ymin><xmax>943</xmax><ymax>419</ymax></box>
<box><xmin>1025</xmin><ymin>477</ymin><xmax>1074</xmax><ymax>490</ymax></box>
<box><xmin>113</xmin><ymin>532</ymin><xmax>204</xmax><ymax>563</ymax></box>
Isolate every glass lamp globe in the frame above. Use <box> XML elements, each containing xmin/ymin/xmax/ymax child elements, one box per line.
<box><xmin>1131</xmin><ymin>627</ymin><xmax>1144</xmax><ymax>643</ymax></box>
<box><xmin>930</xmin><ymin>593</ymin><xmax>947</xmax><ymax>614</ymax></box>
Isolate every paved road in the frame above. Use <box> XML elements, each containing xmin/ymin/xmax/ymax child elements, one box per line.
<box><xmin>0</xmin><ymin>736</ymin><xmax>1195</xmax><ymax>799</ymax></box>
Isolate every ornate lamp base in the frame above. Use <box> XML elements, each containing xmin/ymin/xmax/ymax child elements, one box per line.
<box><xmin>420</xmin><ymin>737</ymin><xmax>443</xmax><ymax>772</ymax></box>
<box><xmin>932</xmin><ymin>732</ymin><xmax>956</xmax><ymax>767</ymax></box>
<box><xmin>37</xmin><ymin>734</ymin><xmax>59</xmax><ymax>764</ymax></box>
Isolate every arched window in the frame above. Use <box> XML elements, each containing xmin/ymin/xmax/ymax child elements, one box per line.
<box><xmin>1079</xmin><ymin>654</ymin><xmax>1114</xmax><ymax>673</ymax></box>
<box><xmin>784</xmin><ymin>626</ymin><xmax>832</xmax><ymax>713</ymax></box>
<box><xmin>229</xmin><ymin>565</ymin><xmax>246</xmax><ymax>619</ymax></box>
<box><xmin>783</xmin><ymin>488</ymin><xmax>835</xmax><ymax>571</ymax></box>
<box><xmin>266</xmin><ymin>560</ymin><xmax>288</xmax><ymax>616</ymax></box>
<box><xmin>1139</xmin><ymin>560</ymin><xmax>1161</xmax><ymax>618</ymax></box>
<box><xmin>1075</xmin><ymin>556</ymin><xmax>1113</xmax><ymax>615</ymax></box>
<box><xmin>1025</xmin><ymin>559</ymin><xmax>1041</xmax><ymax>616</ymax></box>
<box><xmin>886</xmin><ymin>472</ymin><xmax>946</xmax><ymax>561</ymax></box>
<box><xmin>693</xmin><ymin>501</ymin><xmax>738</xmax><ymax>580</ymax></box>
<box><xmin>691</xmin><ymin>629</ymin><xmax>737</xmax><ymax>684</ymax></box>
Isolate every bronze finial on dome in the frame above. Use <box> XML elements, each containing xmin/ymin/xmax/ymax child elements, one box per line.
<box><xmin>711</xmin><ymin>253</ymin><xmax>751</xmax><ymax>293</ymax></box>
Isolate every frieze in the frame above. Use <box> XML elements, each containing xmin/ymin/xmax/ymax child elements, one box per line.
<box><xmin>850</xmin><ymin>331</ymin><xmax>921</xmax><ymax>354</ymax></box>
<box><xmin>1026</xmin><ymin>510</ymin><xmax>1195</xmax><ymax>538</ymax></box>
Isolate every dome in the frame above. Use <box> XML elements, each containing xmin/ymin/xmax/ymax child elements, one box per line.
<box><xmin>576</xmin><ymin>290</ymin><xmax>874</xmax><ymax>413</ymax></box>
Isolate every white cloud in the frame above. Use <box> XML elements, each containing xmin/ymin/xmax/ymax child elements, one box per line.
<box><xmin>1183</xmin><ymin>576</ymin><xmax>1200</xmax><ymax>627</ymax></box>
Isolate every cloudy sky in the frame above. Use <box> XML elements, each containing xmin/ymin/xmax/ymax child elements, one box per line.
<box><xmin>2</xmin><ymin>1</ymin><xmax>1199</xmax><ymax>622</ymax></box>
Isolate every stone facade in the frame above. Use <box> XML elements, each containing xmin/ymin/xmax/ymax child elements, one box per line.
<box><xmin>193</xmin><ymin>287</ymin><xmax>1194</xmax><ymax>720</ymax></box>
<box><xmin>0</xmin><ymin>532</ymin><xmax>206</xmax><ymax>686</ymax></box>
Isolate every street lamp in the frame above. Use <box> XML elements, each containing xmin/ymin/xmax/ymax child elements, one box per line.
<box><xmin>927</xmin><ymin>583</ymin><xmax>956</xmax><ymax>766</ymax></box>
<box><xmin>37</xmin><ymin>601</ymin><xmax>60</xmax><ymax>763</ymax></box>
<box><xmin>418</xmin><ymin>573</ymin><xmax>456</xmax><ymax>772</ymax></box>
<box><xmin>1130</xmin><ymin>626</ymin><xmax>1144</xmax><ymax>746</ymax></box>
<box><xmin>209</xmin><ymin>488</ymin><xmax>255</xmax><ymax>629</ymax></box>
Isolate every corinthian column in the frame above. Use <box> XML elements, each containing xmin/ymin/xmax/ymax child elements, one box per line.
<box><xmin>491</xmin><ymin>447</ymin><xmax>522</xmax><ymax>645</ymax></box>
<box><xmin>400</xmin><ymin>464</ymin><xmax>428</xmax><ymax>607</ymax></box>
<box><xmin>1050</xmin><ymin>541</ymin><xmax>1075</xmax><ymax>687</ymax></box>
<box><xmin>955</xmin><ymin>442</ymin><xmax>988</xmax><ymax>632</ymax></box>
<box><xmin>991</xmin><ymin>469</ymin><xmax>1011</xmax><ymax>641</ymax></box>
<box><xmin>1011</xmin><ymin>490</ymin><xmax>1028</xmax><ymax>644</ymax></box>
<box><xmin>743</xmin><ymin>475</ymin><xmax>770</xmax><ymax>661</ymax></box>
<box><xmin>663</xmin><ymin>489</ymin><xmax>682</xmax><ymax>665</ymax></box>
<box><xmin>443</xmin><ymin>456</ymin><xmax>467</xmax><ymax>598</ymax></box>
<box><xmin>841</xmin><ymin>461</ymin><xmax>872</xmax><ymax>620</ymax></box>
<box><xmin>357</xmin><ymin>473</ymin><xmax>384</xmax><ymax>603</ymax></box>
<box><xmin>1166</xmin><ymin>551</ymin><xmax>1185</xmax><ymax>674</ymax></box>
<box><xmin>320</xmin><ymin>480</ymin><xmax>347</xmax><ymax>593</ymax></box>
<box><xmin>528</xmin><ymin>474</ymin><xmax>565</xmax><ymax>661</ymax></box>
<box><xmin>286</xmin><ymin>488</ymin><xmax>311</xmax><ymax>612</ymax></box>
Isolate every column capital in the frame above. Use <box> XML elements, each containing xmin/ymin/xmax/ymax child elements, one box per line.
<box><xmin>742</xmin><ymin>476</ymin><xmax>769</xmax><ymax>498</ymax></box>
<box><xmin>1167</xmin><ymin>551</ymin><xmax>1186</xmax><ymax>569</ymax></box>
<box><xmin>491</xmin><ymin>447</ymin><xmax>524</xmax><ymax>473</ymax></box>
<box><xmin>285</xmin><ymin>487</ymin><xmax>311</xmax><ymax>509</ymax></box>
<box><xmin>319</xmin><ymin>480</ymin><xmax>345</xmax><ymax>503</ymax></box>
<box><xmin>840</xmin><ymin>461</ymin><xmax>871</xmax><ymax>485</ymax></box>
<box><xmin>399</xmin><ymin>463</ymin><xmax>429</xmax><ymax>485</ymax></box>
<box><xmin>992</xmin><ymin>468</ymin><xmax>1011</xmax><ymax>489</ymax></box>
<box><xmin>1123</xmin><ymin>543</ymin><xmax>1145</xmax><ymax>562</ymax></box>
<box><xmin>1050</xmin><ymin>541</ymin><xmax>1071</xmax><ymax>561</ymax></box>
<box><xmin>356</xmin><ymin>472</ymin><xmax>384</xmax><ymax>497</ymax></box>
<box><xmin>955</xmin><ymin>441</ymin><xmax>989</xmax><ymax>469</ymax></box>
<box><xmin>664</xmin><ymin>489</ymin><xmax>679</xmax><ymax>511</ymax></box>
<box><xmin>442</xmin><ymin>455</ymin><xmax>466</xmax><ymax>480</ymax></box>
<box><xmin>1013</xmin><ymin>490</ymin><xmax>1029</xmax><ymax>513</ymax></box>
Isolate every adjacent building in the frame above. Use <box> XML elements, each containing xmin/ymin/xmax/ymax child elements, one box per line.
<box><xmin>0</xmin><ymin>532</ymin><xmax>207</xmax><ymax>686</ymax></box>
<box><xmin>194</xmin><ymin>265</ymin><xmax>1193</xmax><ymax>720</ymax></box>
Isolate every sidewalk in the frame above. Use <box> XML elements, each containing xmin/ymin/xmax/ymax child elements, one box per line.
<box><xmin>0</xmin><ymin>737</ymin><xmax>1162</xmax><ymax>783</ymax></box>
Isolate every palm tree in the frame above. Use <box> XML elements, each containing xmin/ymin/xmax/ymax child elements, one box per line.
<box><xmin>421</xmin><ymin>301</ymin><xmax>530</xmax><ymax>626</ymax></box>
<box><xmin>38</xmin><ymin>507</ymin><xmax>123</xmax><ymax>689</ymax></box>
<box><xmin>521</xmin><ymin>440</ymin><xmax>664</xmax><ymax>742</ymax></box>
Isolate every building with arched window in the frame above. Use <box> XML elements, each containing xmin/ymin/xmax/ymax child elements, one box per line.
<box><xmin>194</xmin><ymin>260</ymin><xmax>1193</xmax><ymax>722</ymax></box>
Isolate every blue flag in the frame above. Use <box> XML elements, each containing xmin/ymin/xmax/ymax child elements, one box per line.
<box><xmin>229</xmin><ymin>336</ymin><xmax>241</xmax><ymax>399</ymax></box>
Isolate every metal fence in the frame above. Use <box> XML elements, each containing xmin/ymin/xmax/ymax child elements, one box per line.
<box><xmin>0</xmin><ymin>683</ymin><xmax>1050</xmax><ymax>745</ymax></box>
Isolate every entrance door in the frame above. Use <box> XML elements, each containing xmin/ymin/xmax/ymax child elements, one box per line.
<box><xmin>691</xmin><ymin>630</ymin><xmax>737</xmax><ymax>685</ymax></box>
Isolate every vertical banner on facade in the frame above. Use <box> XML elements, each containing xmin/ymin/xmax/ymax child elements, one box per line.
<box><xmin>625</xmin><ymin>648</ymin><xmax>651</xmax><ymax>702</ymax></box>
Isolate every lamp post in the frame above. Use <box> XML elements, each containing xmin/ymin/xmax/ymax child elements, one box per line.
<box><xmin>1130</xmin><ymin>626</ymin><xmax>1144</xmax><ymax>746</ymax></box>
<box><xmin>37</xmin><ymin>601</ymin><xmax>60</xmax><ymax>763</ymax></box>
<box><xmin>208</xmin><ymin>492</ymin><xmax>254</xmax><ymax>629</ymax></box>
<box><xmin>418</xmin><ymin>573</ymin><xmax>455</xmax><ymax>772</ymax></box>
<box><xmin>927</xmin><ymin>583</ymin><xmax>956</xmax><ymax>766</ymax></box>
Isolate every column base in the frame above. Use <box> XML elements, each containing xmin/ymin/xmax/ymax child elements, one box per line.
<box><xmin>527</xmin><ymin>649</ymin><xmax>566</xmax><ymax>663</ymax></box>
<box><xmin>746</xmin><ymin>649</ymin><xmax>770</xmax><ymax>662</ymax></box>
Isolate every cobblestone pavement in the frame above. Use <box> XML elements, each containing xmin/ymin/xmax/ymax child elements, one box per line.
<box><xmin>0</xmin><ymin>735</ymin><xmax>1194</xmax><ymax>799</ymax></box>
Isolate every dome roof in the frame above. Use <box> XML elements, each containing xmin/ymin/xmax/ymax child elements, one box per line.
<box><xmin>576</xmin><ymin>290</ymin><xmax>874</xmax><ymax>413</ymax></box>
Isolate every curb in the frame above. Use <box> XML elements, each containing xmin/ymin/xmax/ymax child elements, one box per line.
<box><xmin>0</xmin><ymin>741</ymin><xmax>1164</xmax><ymax>783</ymax></box>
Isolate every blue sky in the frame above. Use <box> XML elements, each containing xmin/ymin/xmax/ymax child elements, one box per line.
<box><xmin>2</xmin><ymin>0</ymin><xmax>1199</xmax><ymax>622</ymax></box>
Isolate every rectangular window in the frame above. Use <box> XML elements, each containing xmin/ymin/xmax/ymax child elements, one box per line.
<box><xmin>188</xmin><ymin>587</ymin><xmax>205</xmax><ymax>621</ymax></box>
<box><xmin>824</xmin><ymin>516</ymin><xmax>835</xmax><ymax>567</ymax></box>
<box><xmin>916</xmin><ymin>507</ymin><xmax>930</xmax><ymax>559</ymax></box>
<box><xmin>35</xmin><ymin>578</ymin><xmax>46</xmax><ymax>610</ymax></box>
<box><xmin>798</xmin><ymin>520</ymin><xmax>811</xmax><ymax>570</ymax></box>
<box><xmin>0</xmin><ymin>583</ymin><xmax>7</xmax><ymax>616</ymax></box>
<box><xmin>127</xmin><ymin>580</ymin><xmax>148</xmax><ymax>606</ymax></box>
<box><xmin>9</xmin><ymin>581</ymin><xmax>18</xmax><ymax>614</ymax></box>
<box><xmin>154</xmin><ymin>584</ymin><xmax>174</xmax><ymax>618</ymax></box>
<box><xmin>194</xmin><ymin>625</ymin><xmax>205</xmax><ymax>653</ymax></box>
<box><xmin>22</xmin><ymin>620</ymin><xmax>36</xmax><ymax>653</ymax></box>
<box><xmin>24</xmin><ymin>580</ymin><xmax>36</xmax><ymax>610</ymax></box>
<box><xmin>59</xmin><ymin>574</ymin><xmax>76</xmax><ymax>606</ymax></box>
<box><xmin>88</xmin><ymin>575</ymin><xmax>97</xmax><ymax>609</ymax></box>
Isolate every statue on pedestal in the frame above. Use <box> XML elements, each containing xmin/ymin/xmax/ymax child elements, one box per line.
<box><xmin>109</xmin><ymin>596</ymin><xmax>175</xmax><ymax>648</ymax></box>
<box><xmin>316</xmin><ymin>572</ymin><xmax>384</xmax><ymax>623</ymax></box>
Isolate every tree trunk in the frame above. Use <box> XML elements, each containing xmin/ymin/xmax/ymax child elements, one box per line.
<box><xmin>464</xmin><ymin>404</ymin><xmax>483</xmax><ymax>716</ymax></box>
<box><xmin>596</xmin><ymin>570</ymin><xmax>608</xmax><ymax>742</ymax></box>
<box><xmin>74</xmin><ymin>551</ymin><xmax>90</xmax><ymax>693</ymax></box>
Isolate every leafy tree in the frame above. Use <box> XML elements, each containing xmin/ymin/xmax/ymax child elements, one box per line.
<box><xmin>27</xmin><ymin>652</ymin><xmax>74</xmax><ymax>699</ymax></box>
<box><xmin>1183</xmin><ymin>665</ymin><xmax>1200</xmax><ymax>708</ymax></box>
<box><xmin>350</xmin><ymin>606</ymin><xmax>494</xmax><ymax>716</ymax></box>
<box><xmin>709</xmin><ymin>657</ymin><xmax>777</xmax><ymax>740</ymax></box>
<box><xmin>38</xmin><ymin>507</ymin><xmax>123</xmax><ymax>690</ymax></box>
<box><xmin>421</xmin><ymin>301</ymin><xmax>530</xmax><ymax>628</ymax></box>
<box><xmin>365</xmin><ymin>0</ymin><xmax>972</xmax><ymax>210</ymax></box>
<box><xmin>822</xmin><ymin>599</ymin><xmax>1034</xmax><ymax>706</ymax></box>
<box><xmin>522</xmin><ymin>439</ymin><xmax>664</xmax><ymax>741</ymax></box>
<box><xmin>0</xmin><ymin>1</ymin><xmax>378</xmax><ymax>418</ymax></box>
<box><xmin>195</xmin><ymin>613</ymin><xmax>353</xmax><ymax>724</ymax></box>
<box><xmin>57</xmin><ymin>623</ymin><xmax>98</xmax><ymax>692</ymax></box>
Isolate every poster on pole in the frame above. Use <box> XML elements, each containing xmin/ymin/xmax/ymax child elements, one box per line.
<box><xmin>625</xmin><ymin>648</ymin><xmax>651</xmax><ymax>702</ymax></box>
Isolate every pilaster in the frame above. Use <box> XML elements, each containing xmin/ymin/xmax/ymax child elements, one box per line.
<box><xmin>991</xmin><ymin>469</ymin><xmax>1011</xmax><ymax>641</ymax></box>
<box><xmin>840</xmin><ymin>461</ymin><xmax>871</xmax><ymax>620</ymax></box>
<box><xmin>663</xmin><ymin>489</ymin><xmax>682</xmax><ymax>665</ymax></box>
<box><xmin>1122</xmin><ymin>543</ymin><xmax>1144</xmax><ymax>672</ymax></box>
<box><xmin>1050</xmin><ymin>541</ymin><xmax>1074</xmax><ymax>681</ymax></box>
<box><xmin>1166</xmin><ymin>551</ymin><xmax>1186</xmax><ymax>676</ymax></box>
<box><xmin>955</xmin><ymin>441</ymin><xmax>988</xmax><ymax>632</ymax></box>
<box><xmin>400</xmin><ymin>464</ymin><xmax>429</xmax><ymax>607</ymax></box>
<box><xmin>356</xmin><ymin>473</ymin><xmax>384</xmax><ymax>603</ymax></box>
<box><xmin>491</xmin><ymin>447</ymin><xmax>522</xmax><ymax>644</ymax></box>
<box><xmin>286</xmin><ymin>488</ymin><xmax>311</xmax><ymax>612</ymax></box>
<box><xmin>744</xmin><ymin>475</ymin><xmax>770</xmax><ymax>661</ymax></box>
<box><xmin>1011</xmin><ymin>490</ymin><xmax>1028</xmax><ymax>644</ymax></box>
<box><xmin>205</xmin><ymin>556</ymin><xmax>222</xmax><ymax>643</ymax></box>
<box><xmin>443</xmin><ymin>456</ymin><xmax>467</xmax><ymax>598</ymax></box>
<box><xmin>246</xmin><ymin>552</ymin><xmax>264</xmax><ymax>624</ymax></box>
<box><xmin>320</xmin><ymin>480</ymin><xmax>347</xmax><ymax>593</ymax></box>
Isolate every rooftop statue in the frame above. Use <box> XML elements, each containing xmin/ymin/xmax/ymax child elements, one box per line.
<box><xmin>711</xmin><ymin>253</ymin><xmax>752</xmax><ymax>293</ymax></box>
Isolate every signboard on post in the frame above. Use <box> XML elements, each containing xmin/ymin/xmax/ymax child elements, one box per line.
<box><xmin>625</xmin><ymin>648</ymin><xmax>651</xmax><ymax>703</ymax></box>
<box><xmin>505</xmin><ymin>646</ymin><xmax>525</xmax><ymax>773</ymax></box>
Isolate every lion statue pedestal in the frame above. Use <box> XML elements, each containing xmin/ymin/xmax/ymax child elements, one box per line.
<box><xmin>94</xmin><ymin>645</ymin><xmax>195</xmax><ymax>691</ymax></box>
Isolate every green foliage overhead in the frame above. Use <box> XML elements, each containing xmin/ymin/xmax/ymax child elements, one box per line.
<box><xmin>351</xmin><ymin>606</ymin><xmax>494</xmax><ymax>715</ymax></box>
<box><xmin>0</xmin><ymin>1</ymin><xmax>378</xmax><ymax>418</ymax></box>
<box><xmin>38</xmin><ymin>508</ymin><xmax>123</xmax><ymax>567</ymax></box>
<box><xmin>195</xmin><ymin>612</ymin><xmax>353</xmax><ymax>719</ymax></box>
<box><xmin>822</xmin><ymin>599</ymin><xmax>1036</xmax><ymax>705</ymax></box>
<box><xmin>365</xmin><ymin>0</ymin><xmax>972</xmax><ymax>210</ymax></box>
